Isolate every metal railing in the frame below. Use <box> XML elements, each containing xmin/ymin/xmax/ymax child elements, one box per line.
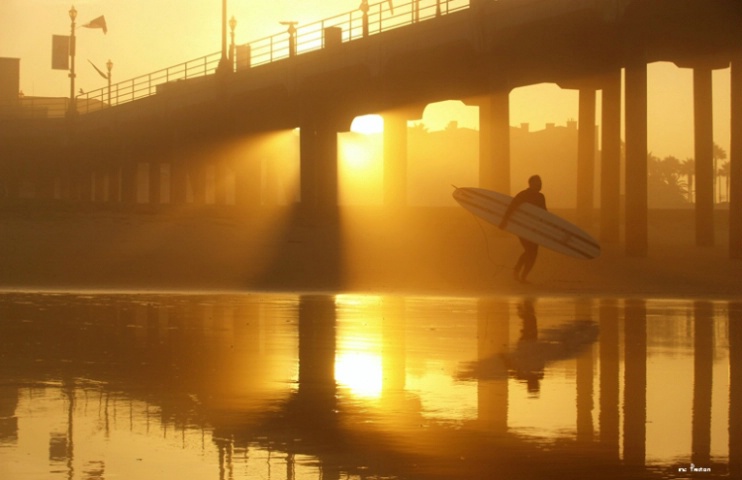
<box><xmin>70</xmin><ymin>0</ymin><xmax>470</xmax><ymax>114</ymax></box>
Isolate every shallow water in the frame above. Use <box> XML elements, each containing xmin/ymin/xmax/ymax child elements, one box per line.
<box><xmin>0</xmin><ymin>292</ymin><xmax>739</xmax><ymax>479</ymax></box>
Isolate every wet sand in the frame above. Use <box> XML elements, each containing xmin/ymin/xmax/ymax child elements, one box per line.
<box><xmin>0</xmin><ymin>292</ymin><xmax>739</xmax><ymax>479</ymax></box>
<box><xmin>0</xmin><ymin>206</ymin><xmax>738</xmax><ymax>298</ymax></box>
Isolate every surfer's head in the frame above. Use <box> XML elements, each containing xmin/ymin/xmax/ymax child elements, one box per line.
<box><xmin>528</xmin><ymin>175</ymin><xmax>542</xmax><ymax>192</ymax></box>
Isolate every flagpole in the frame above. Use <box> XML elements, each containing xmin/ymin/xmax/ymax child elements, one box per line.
<box><xmin>68</xmin><ymin>5</ymin><xmax>77</xmax><ymax>118</ymax></box>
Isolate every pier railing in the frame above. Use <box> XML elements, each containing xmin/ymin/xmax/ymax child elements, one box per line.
<box><xmin>70</xmin><ymin>0</ymin><xmax>469</xmax><ymax>114</ymax></box>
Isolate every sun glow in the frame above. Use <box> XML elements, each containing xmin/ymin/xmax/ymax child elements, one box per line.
<box><xmin>335</xmin><ymin>350</ymin><xmax>383</xmax><ymax>398</ymax></box>
<box><xmin>334</xmin><ymin>295</ymin><xmax>384</xmax><ymax>399</ymax></box>
<box><xmin>337</xmin><ymin>130</ymin><xmax>383</xmax><ymax>205</ymax></box>
<box><xmin>350</xmin><ymin>114</ymin><xmax>384</xmax><ymax>135</ymax></box>
<box><xmin>341</xmin><ymin>141</ymin><xmax>373</xmax><ymax>171</ymax></box>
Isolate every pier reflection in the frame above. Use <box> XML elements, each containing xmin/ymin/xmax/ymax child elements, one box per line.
<box><xmin>0</xmin><ymin>293</ymin><xmax>738</xmax><ymax>479</ymax></box>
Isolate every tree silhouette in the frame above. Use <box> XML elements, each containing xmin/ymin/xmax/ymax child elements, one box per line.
<box><xmin>713</xmin><ymin>143</ymin><xmax>727</xmax><ymax>203</ymax></box>
<box><xmin>718</xmin><ymin>160</ymin><xmax>730</xmax><ymax>204</ymax></box>
<box><xmin>680</xmin><ymin>157</ymin><xmax>695</xmax><ymax>202</ymax></box>
<box><xmin>647</xmin><ymin>153</ymin><xmax>689</xmax><ymax>207</ymax></box>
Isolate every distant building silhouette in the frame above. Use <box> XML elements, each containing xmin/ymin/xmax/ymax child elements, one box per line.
<box><xmin>407</xmin><ymin>121</ymin><xmax>598</xmax><ymax>209</ymax></box>
<box><xmin>510</xmin><ymin>121</ymin><xmax>595</xmax><ymax>210</ymax></box>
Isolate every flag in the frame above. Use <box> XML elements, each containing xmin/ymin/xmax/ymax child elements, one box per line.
<box><xmin>52</xmin><ymin>35</ymin><xmax>69</xmax><ymax>70</ymax></box>
<box><xmin>88</xmin><ymin>59</ymin><xmax>108</xmax><ymax>80</ymax></box>
<box><xmin>82</xmin><ymin>15</ymin><xmax>107</xmax><ymax>34</ymax></box>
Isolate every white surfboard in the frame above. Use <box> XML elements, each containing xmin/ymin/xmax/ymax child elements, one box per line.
<box><xmin>452</xmin><ymin>187</ymin><xmax>600</xmax><ymax>259</ymax></box>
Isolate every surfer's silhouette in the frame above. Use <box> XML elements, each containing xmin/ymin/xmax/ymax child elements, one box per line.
<box><xmin>499</xmin><ymin>175</ymin><xmax>547</xmax><ymax>283</ymax></box>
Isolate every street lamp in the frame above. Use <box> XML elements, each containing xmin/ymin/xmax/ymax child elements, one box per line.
<box><xmin>281</xmin><ymin>21</ymin><xmax>298</xmax><ymax>58</ymax></box>
<box><xmin>68</xmin><ymin>5</ymin><xmax>77</xmax><ymax>117</ymax></box>
<box><xmin>106</xmin><ymin>59</ymin><xmax>113</xmax><ymax>106</ymax></box>
<box><xmin>360</xmin><ymin>0</ymin><xmax>369</xmax><ymax>38</ymax></box>
<box><xmin>216</xmin><ymin>0</ymin><xmax>232</xmax><ymax>74</ymax></box>
<box><xmin>229</xmin><ymin>16</ymin><xmax>237</xmax><ymax>69</ymax></box>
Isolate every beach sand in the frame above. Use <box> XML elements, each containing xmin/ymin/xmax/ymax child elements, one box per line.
<box><xmin>0</xmin><ymin>206</ymin><xmax>739</xmax><ymax>299</ymax></box>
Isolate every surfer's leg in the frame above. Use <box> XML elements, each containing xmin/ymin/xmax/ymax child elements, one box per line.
<box><xmin>520</xmin><ymin>243</ymin><xmax>538</xmax><ymax>281</ymax></box>
<box><xmin>514</xmin><ymin>238</ymin><xmax>530</xmax><ymax>280</ymax></box>
<box><xmin>514</xmin><ymin>238</ymin><xmax>532</xmax><ymax>281</ymax></box>
<box><xmin>513</xmin><ymin>257</ymin><xmax>524</xmax><ymax>281</ymax></box>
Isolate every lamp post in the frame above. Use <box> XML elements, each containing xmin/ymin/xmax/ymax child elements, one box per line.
<box><xmin>216</xmin><ymin>0</ymin><xmax>232</xmax><ymax>74</ymax></box>
<box><xmin>229</xmin><ymin>16</ymin><xmax>237</xmax><ymax>69</ymax></box>
<box><xmin>68</xmin><ymin>5</ymin><xmax>77</xmax><ymax>117</ymax></box>
<box><xmin>281</xmin><ymin>21</ymin><xmax>298</xmax><ymax>58</ymax></box>
<box><xmin>106</xmin><ymin>59</ymin><xmax>113</xmax><ymax>106</ymax></box>
<box><xmin>360</xmin><ymin>0</ymin><xmax>369</xmax><ymax>38</ymax></box>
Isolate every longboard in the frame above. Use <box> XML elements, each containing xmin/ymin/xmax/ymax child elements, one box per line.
<box><xmin>452</xmin><ymin>187</ymin><xmax>600</xmax><ymax>259</ymax></box>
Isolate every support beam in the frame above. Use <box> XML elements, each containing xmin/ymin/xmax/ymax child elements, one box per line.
<box><xmin>170</xmin><ymin>159</ymin><xmax>188</xmax><ymax>206</ymax></box>
<box><xmin>214</xmin><ymin>159</ymin><xmax>229</xmax><ymax>206</ymax></box>
<box><xmin>577</xmin><ymin>88</ymin><xmax>597</xmax><ymax>228</ymax></box>
<box><xmin>625</xmin><ymin>61</ymin><xmax>648</xmax><ymax>256</ymax></box>
<box><xmin>189</xmin><ymin>161</ymin><xmax>207</xmax><ymax>205</ymax></box>
<box><xmin>731</xmin><ymin>302</ymin><xmax>742</xmax><ymax>476</ymax></box>
<box><xmin>149</xmin><ymin>161</ymin><xmax>161</xmax><ymax>206</ymax></box>
<box><xmin>108</xmin><ymin>163</ymin><xmax>120</xmax><ymax>204</ymax></box>
<box><xmin>120</xmin><ymin>160</ymin><xmax>138</xmax><ymax>207</ymax></box>
<box><xmin>600</xmin><ymin>70</ymin><xmax>622</xmax><ymax>243</ymax></box>
<box><xmin>694</xmin><ymin>67</ymin><xmax>715</xmax><ymax>247</ymax></box>
<box><xmin>623</xmin><ymin>300</ymin><xmax>647</xmax><ymax>466</ymax></box>
<box><xmin>300</xmin><ymin>115</ymin><xmax>339</xmax><ymax>223</ymax></box>
<box><xmin>731</xmin><ymin>54</ymin><xmax>742</xmax><ymax>258</ymax></box>
<box><xmin>78</xmin><ymin>166</ymin><xmax>93</xmax><ymax>203</ymax></box>
<box><xmin>94</xmin><ymin>169</ymin><xmax>106</xmax><ymax>203</ymax></box>
<box><xmin>298</xmin><ymin>295</ymin><xmax>337</xmax><ymax>404</ymax></box>
<box><xmin>233</xmin><ymin>136</ymin><xmax>261</xmax><ymax>209</ymax></box>
<box><xmin>478</xmin><ymin>91</ymin><xmax>511</xmax><ymax>193</ymax></box>
<box><xmin>576</xmin><ymin>301</ymin><xmax>595</xmax><ymax>443</ymax></box>
<box><xmin>692</xmin><ymin>302</ymin><xmax>713</xmax><ymax>467</ymax></box>
<box><xmin>599</xmin><ymin>300</ymin><xmax>620</xmax><ymax>459</ymax></box>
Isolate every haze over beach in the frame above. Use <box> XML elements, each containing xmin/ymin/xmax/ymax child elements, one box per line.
<box><xmin>0</xmin><ymin>0</ymin><xmax>732</xmax><ymax>162</ymax></box>
<box><xmin>1</xmin><ymin>3</ymin><xmax>742</xmax><ymax>479</ymax></box>
<box><xmin>1</xmin><ymin>0</ymin><xmax>739</xmax><ymax>293</ymax></box>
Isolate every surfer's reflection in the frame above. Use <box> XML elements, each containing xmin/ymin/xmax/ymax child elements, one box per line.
<box><xmin>458</xmin><ymin>299</ymin><xmax>599</xmax><ymax>396</ymax></box>
<box><xmin>504</xmin><ymin>299</ymin><xmax>544</xmax><ymax>394</ymax></box>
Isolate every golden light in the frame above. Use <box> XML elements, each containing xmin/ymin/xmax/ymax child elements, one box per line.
<box><xmin>335</xmin><ymin>349</ymin><xmax>383</xmax><ymax>398</ymax></box>
<box><xmin>340</xmin><ymin>140</ymin><xmax>373</xmax><ymax>171</ymax></box>
<box><xmin>350</xmin><ymin>114</ymin><xmax>384</xmax><ymax>135</ymax></box>
<box><xmin>337</xmin><ymin>130</ymin><xmax>383</xmax><ymax>205</ymax></box>
<box><xmin>334</xmin><ymin>295</ymin><xmax>384</xmax><ymax>399</ymax></box>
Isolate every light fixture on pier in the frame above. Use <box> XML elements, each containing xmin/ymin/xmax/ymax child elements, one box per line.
<box><xmin>280</xmin><ymin>21</ymin><xmax>298</xmax><ymax>58</ymax></box>
<box><xmin>229</xmin><ymin>16</ymin><xmax>237</xmax><ymax>67</ymax></box>
<box><xmin>216</xmin><ymin>0</ymin><xmax>233</xmax><ymax>74</ymax></box>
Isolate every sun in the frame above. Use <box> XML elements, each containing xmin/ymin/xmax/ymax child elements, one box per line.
<box><xmin>350</xmin><ymin>114</ymin><xmax>384</xmax><ymax>135</ymax></box>
<box><xmin>335</xmin><ymin>350</ymin><xmax>383</xmax><ymax>398</ymax></box>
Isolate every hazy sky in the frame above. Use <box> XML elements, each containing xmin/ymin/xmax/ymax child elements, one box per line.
<box><xmin>0</xmin><ymin>0</ymin><xmax>732</xmax><ymax>160</ymax></box>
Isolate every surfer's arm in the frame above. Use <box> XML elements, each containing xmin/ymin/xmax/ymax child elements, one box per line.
<box><xmin>499</xmin><ymin>196</ymin><xmax>523</xmax><ymax>229</ymax></box>
<box><xmin>499</xmin><ymin>210</ymin><xmax>512</xmax><ymax>229</ymax></box>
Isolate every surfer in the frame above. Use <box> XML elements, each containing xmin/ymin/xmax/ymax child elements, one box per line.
<box><xmin>499</xmin><ymin>175</ymin><xmax>547</xmax><ymax>283</ymax></box>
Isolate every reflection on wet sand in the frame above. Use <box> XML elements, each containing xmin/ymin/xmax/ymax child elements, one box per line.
<box><xmin>0</xmin><ymin>293</ymin><xmax>739</xmax><ymax>479</ymax></box>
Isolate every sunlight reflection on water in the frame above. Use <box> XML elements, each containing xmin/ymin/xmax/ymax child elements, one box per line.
<box><xmin>0</xmin><ymin>292</ymin><xmax>739</xmax><ymax>479</ymax></box>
